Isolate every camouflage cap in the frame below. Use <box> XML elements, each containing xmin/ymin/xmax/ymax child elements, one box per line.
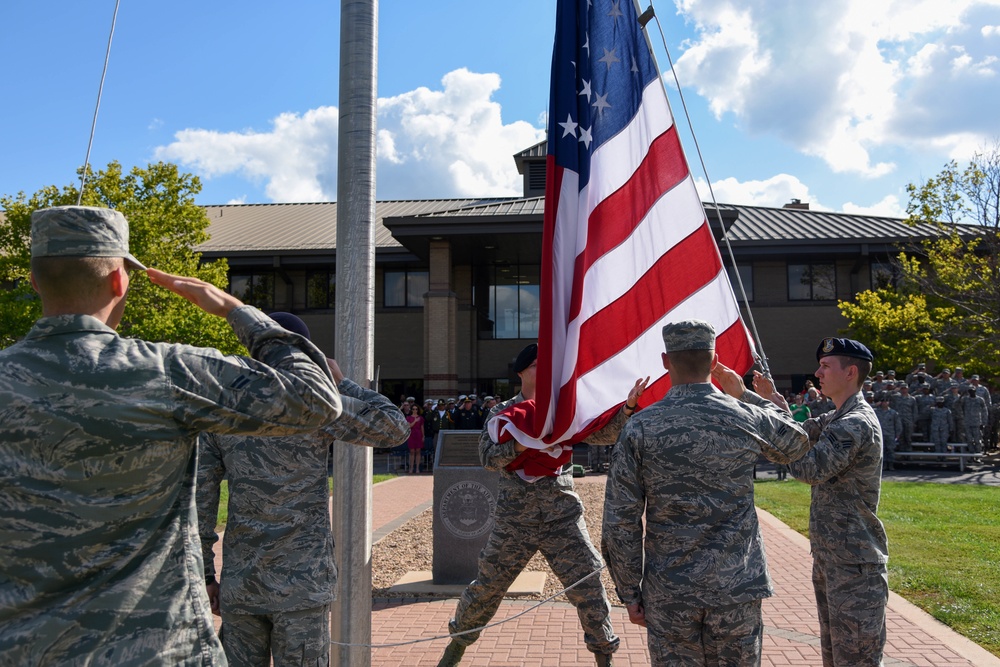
<box><xmin>662</xmin><ymin>319</ymin><xmax>715</xmax><ymax>353</ymax></box>
<box><xmin>31</xmin><ymin>206</ymin><xmax>146</xmax><ymax>271</ymax></box>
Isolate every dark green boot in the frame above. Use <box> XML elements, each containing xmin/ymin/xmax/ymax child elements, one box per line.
<box><xmin>437</xmin><ymin>640</ymin><xmax>466</xmax><ymax>667</ymax></box>
<box><xmin>595</xmin><ymin>653</ymin><xmax>614</xmax><ymax>666</ymax></box>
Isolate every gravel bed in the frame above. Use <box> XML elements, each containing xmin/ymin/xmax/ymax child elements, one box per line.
<box><xmin>371</xmin><ymin>479</ymin><xmax>623</xmax><ymax>606</ymax></box>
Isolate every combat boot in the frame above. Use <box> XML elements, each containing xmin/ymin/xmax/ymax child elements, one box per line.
<box><xmin>437</xmin><ymin>640</ymin><xmax>466</xmax><ymax>666</ymax></box>
<box><xmin>595</xmin><ymin>652</ymin><xmax>614</xmax><ymax>666</ymax></box>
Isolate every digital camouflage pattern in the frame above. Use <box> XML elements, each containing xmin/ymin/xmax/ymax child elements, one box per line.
<box><xmin>890</xmin><ymin>389</ymin><xmax>917</xmax><ymax>449</ymax></box>
<box><xmin>660</xmin><ymin>319</ymin><xmax>716</xmax><ymax>352</ymax></box>
<box><xmin>928</xmin><ymin>405</ymin><xmax>952</xmax><ymax>452</ymax></box>
<box><xmin>601</xmin><ymin>383</ymin><xmax>809</xmax><ymax>665</ymax></box>
<box><xmin>788</xmin><ymin>390</ymin><xmax>888</xmax><ymax>666</ymax></box>
<box><xmin>0</xmin><ymin>307</ymin><xmax>342</xmax><ymax>666</ymax></box>
<box><xmin>220</xmin><ymin>604</ymin><xmax>331</xmax><ymax>667</ymax></box>
<box><xmin>197</xmin><ymin>377</ymin><xmax>408</xmax><ymax>612</ymax></box>
<box><xmin>645</xmin><ymin>599</ymin><xmax>763</xmax><ymax>666</ymax></box>
<box><xmin>789</xmin><ymin>392</ymin><xmax>888</xmax><ymax>564</ymax></box>
<box><xmin>874</xmin><ymin>404</ymin><xmax>902</xmax><ymax>466</ymax></box>
<box><xmin>446</xmin><ymin>394</ymin><xmax>628</xmax><ymax>656</ymax></box>
<box><xmin>30</xmin><ymin>205</ymin><xmax>146</xmax><ymax>270</ymax></box>
<box><xmin>813</xmin><ymin>558</ymin><xmax>888</xmax><ymax>667</ymax></box>
<box><xmin>961</xmin><ymin>394</ymin><xmax>988</xmax><ymax>452</ymax></box>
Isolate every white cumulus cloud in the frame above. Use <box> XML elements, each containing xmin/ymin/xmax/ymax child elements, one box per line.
<box><xmin>673</xmin><ymin>0</ymin><xmax>1000</xmax><ymax>178</ymax></box>
<box><xmin>155</xmin><ymin>68</ymin><xmax>544</xmax><ymax>203</ymax></box>
<box><xmin>694</xmin><ymin>174</ymin><xmax>823</xmax><ymax>209</ymax></box>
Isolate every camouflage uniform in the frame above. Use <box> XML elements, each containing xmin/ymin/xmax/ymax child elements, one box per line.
<box><xmin>0</xmin><ymin>308</ymin><xmax>342</xmax><ymax>666</ymax></box>
<box><xmin>602</xmin><ymin>383</ymin><xmax>810</xmax><ymax>666</ymax></box>
<box><xmin>197</xmin><ymin>378</ymin><xmax>408</xmax><ymax>667</ymax></box>
<box><xmin>446</xmin><ymin>395</ymin><xmax>628</xmax><ymax>657</ymax></box>
<box><xmin>928</xmin><ymin>404</ymin><xmax>953</xmax><ymax>453</ymax></box>
<box><xmin>890</xmin><ymin>390</ymin><xmax>917</xmax><ymax>450</ymax></box>
<box><xmin>874</xmin><ymin>404</ymin><xmax>902</xmax><ymax>468</ymax></box>
<box><xmin>788</xmin><ymin>391</ymin><xmax>889</xmax><ymax>667</ymax></box>
<box><xmin>942</xmin><ymin>388</ymin><xmax>965</xmax><ymax>443</ymax></box>
<box><xmin>915</xmin><ymin>390</ymin><xmax>936</xmax><ymax>440</ymax></box>
<box><xmin>811</xmin><ymin>395</ymin><xmax>836</xmax><ymax>417</ymax></box>
<box><xmin>962</xmin><ymin>393</ymin><xmax>989</xmax><ymax>453</ymax></box>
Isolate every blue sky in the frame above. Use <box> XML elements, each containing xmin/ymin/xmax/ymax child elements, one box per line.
<box><xmin>2</xmin><ymin>0</ymin><xmax>999</xmax><ymax>217</ymax></box>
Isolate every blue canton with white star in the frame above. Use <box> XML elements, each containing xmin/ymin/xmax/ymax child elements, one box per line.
<box><xmin>547</xmin><ymin>0</ymin><xmax>662</xmax><ymax>188</ymax></box>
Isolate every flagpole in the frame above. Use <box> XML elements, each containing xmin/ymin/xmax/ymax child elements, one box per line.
<box><xmin>634</xmin><ymin>1</ymin><xmax>772</xmax><ymax>377</ymax></box>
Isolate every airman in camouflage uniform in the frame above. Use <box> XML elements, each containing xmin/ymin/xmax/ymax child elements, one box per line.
<box><xmin>933</xmin><ymin>368</ymin><xmax>957</xmax><ymax>396</ymax></box>
<box><xmin>943</xmin><ymin>385</ymin><xmax>965</xmax><ymax>444</ymax></box>
<box><xmin>0</xmin><ymin>207</ymin><xmax>343</xmax><ymax>666</ymax></box>
<box><xmin>915</xmin><ymin>387</ymin><xmax>936</xmax><ymax>440</ymax></box>
<box><xmin>602</xmin><ymin>320</ymin><xmax>810</xmax><ymax>666</ymax></box>
<box><xmin>890</xmin><ymin>384</ymin><xmax>917</xmax><ymax>450</ymax></box>
<box><xmin>788</xmin><ymin>337</ymin><xmax>888</xmax><ymax>667</ymax></box>
<box><xmin>197</xmin><ymin>313</ymin><xmax>409</xmax><ymax>667</ymax></box>
<box><xmin>874</xmin><ymin>396</ymin><xmax>902</xmax><ymax>469</ymax></box>
<box><xmin>928</xmin><ymin>397</ymin><xmax>953</xmax><ymax>453</ymax></box>
<box><xmin>438</xmin><ymin>343</ymin><xmax>649</xmax><ymax>667</ymax></box>
<box><xmin>961</xmin><ymin>387</ymin><xmax>989</xmax><ymax>453</ymax></box>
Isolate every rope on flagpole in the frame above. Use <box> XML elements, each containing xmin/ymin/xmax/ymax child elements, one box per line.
<box><xmin>636</xmin><ymin>2</ymin><xmax>773</xmax><ymax>378</ymax></box>
<box><xmin>77</xmin><ymin>0</ymin><xmax>122</xmax><ymax>205</ymax></box>
<box><xmin>327</xmin><ymin>564</ymin><xmax>608</xmax><ymax>649</ymax></box>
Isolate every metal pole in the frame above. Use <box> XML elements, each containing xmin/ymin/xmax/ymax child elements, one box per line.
<box><xmin>332</xmin><ymin>0</ymin><xmax>377</xmax><ymax>665</ymax></box>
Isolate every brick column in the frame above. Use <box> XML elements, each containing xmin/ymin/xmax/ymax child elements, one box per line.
<box><xmin>424</xmin><ymin>239</ymin><xmax>457</xmax><ymax>400</ymax></box>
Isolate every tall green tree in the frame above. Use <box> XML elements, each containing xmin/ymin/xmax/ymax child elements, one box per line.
<box><xmin>839</xmin><ymin>143</ymin><xmax>1000</xmax><ymax>377</ymax></box>
<box><xmin>0</xmin><ymin>161</ymin><xmax>241</xmax><ymax>352</ymax></box>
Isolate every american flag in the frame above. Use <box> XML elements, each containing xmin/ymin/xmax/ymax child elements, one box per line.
<box><xmin>526</xmin><ymin>0</ymin><xmax>756</xmax><ymax>447</ymax></box>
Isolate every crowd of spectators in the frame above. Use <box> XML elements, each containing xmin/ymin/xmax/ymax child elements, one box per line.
<box><xmin>388</xmin><ymin>393</ymin><xmax>499</xmax><ymax>472</ymax></box>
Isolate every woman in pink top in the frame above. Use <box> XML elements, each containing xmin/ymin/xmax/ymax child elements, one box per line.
<box><xmin>404</xmin><ymin>403</ymin><xmax>425</xmax><ymax>474</ymax></box>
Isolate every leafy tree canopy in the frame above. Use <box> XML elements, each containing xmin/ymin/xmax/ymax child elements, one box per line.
<box><xmin>839</xmin><ymin>142</ymin><xmax>1000</xmax><ymax>379</ymax></box>
<box><xmin>0</xmin><ymin>162</ymin><xmax>241</xmax><ymax>353</ymax></box>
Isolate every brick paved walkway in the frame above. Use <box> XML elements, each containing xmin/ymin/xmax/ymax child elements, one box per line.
<box><xmin>365</xmin><ymin>474</ymin><xmax>1000</xmax><ymax>667</ymax></box>
<box><xmin>210</xmin><ymin>471</ymin><xmax>999</xmax><ymax>666</ymax></box>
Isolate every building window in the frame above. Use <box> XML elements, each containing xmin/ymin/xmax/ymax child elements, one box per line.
<box><xmin>306</xmin><ymin>270</ymin><xmax>336</xmax><ymax>309</ymax></box>
<box><xmin>384</xmin><ymin>270</ymin><xmax>428</xmax><ymax>307</ymax></box>
<box><xmin>229</xmin><ymin>271</ymin><xmax>275</xmax><ymax>310</ymax></box>
<box><xmin>788</xmin><ymin>263</ymin><xmax>836</xmax><ymax>301</ymax></box>
<box><xmin>477</xmin><ymin>264</ymin><xmax>540</xmax><ymax>339</ymax></box>
<box><xmin>870</xmin><ymin>259</ymin><xmax>898</xmax><ymax>290</ymax></box>
<box><xmin>726</xmin><ymin>263</ymin><xmax>754</xmax><ymax>302</ymax></box>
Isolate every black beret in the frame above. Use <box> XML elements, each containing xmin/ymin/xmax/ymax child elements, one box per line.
<box><xmin>269</xmin><ymin>312</ymin><xmax>312</xmax><ymax>340</ymax></box>
<box><xmin>816</xmin><ymin>337</ymin><xmax>874</xmax><ymax>362</ymax></box>
<box><xmin>513</xmin><ymin>343</ymin><xmax>538</xmax><ymax>373</ymax></box>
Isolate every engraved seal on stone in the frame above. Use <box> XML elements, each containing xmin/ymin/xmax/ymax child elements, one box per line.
<box><xmin>439</xmin><ymin>481</ymin><xmax>496</xmax><ymax>539</ymax></box>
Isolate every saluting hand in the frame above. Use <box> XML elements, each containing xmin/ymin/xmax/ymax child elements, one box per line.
<box><xmin>625</xmin><ymin>376</ymin><xmax>651</xmax><ymax>411</ymax></box>
<box><xmin>712</xmin><ymin>362</ymin><xmax>747</xmax><ymax>398</ymax></box>
<box><xmin>146</xmin><ymin>268</ymin><xmax>243</xmax><ymax>318</ymax></box>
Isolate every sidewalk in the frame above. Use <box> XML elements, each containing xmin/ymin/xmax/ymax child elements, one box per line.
<box><xmin>367</xmin><ymin>473</ymin><xmax>1000</xmax><ymax>667</ymax></box>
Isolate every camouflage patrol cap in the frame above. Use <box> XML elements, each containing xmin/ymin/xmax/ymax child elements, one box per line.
<box><xmin>661</xmin><ymin>319</ymin><xmax>715</xmax><ymax>353</ymax></box>
<box><xmin>31</xmin><ymin>206</ymin><xmax>146</xmax><ymax>271</ymax></box>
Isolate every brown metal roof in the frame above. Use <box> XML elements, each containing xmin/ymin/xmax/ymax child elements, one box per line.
<box><xmin>194</xmin><ymin>197</ymin><xmax>979</xmax><ymax>257</ymax></box>
<box><xmin>711</xmin><ymin>204</ymin><xmax>953</xmax><ymax>244</ymax></box>
<box><xmin>197</xmin><ymin>200</ymin><xmax>484</xmax><ymax>253</ymax></box>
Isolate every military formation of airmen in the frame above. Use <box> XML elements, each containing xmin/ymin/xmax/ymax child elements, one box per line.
<box><xmin>860</xmin><ymin>364</ymin><xmax>995</xmax><ymax>468</ymax></box>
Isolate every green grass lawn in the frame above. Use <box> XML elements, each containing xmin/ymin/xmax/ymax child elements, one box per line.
<box><xmin>214</xmin><ymin>473</ymin><xmax>397</xmax><ymax>529</ymax></box>
<box><xmin>754</xmin><ymin>479</ymin><xmax>1000</xmax><ymax>657</ymax></box>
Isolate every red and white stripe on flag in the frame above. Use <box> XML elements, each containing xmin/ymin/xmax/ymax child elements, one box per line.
<box><xmin>526</xmin><ymin>0</ymin><xmax>755</xmax><ymax>448</ymax></box>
